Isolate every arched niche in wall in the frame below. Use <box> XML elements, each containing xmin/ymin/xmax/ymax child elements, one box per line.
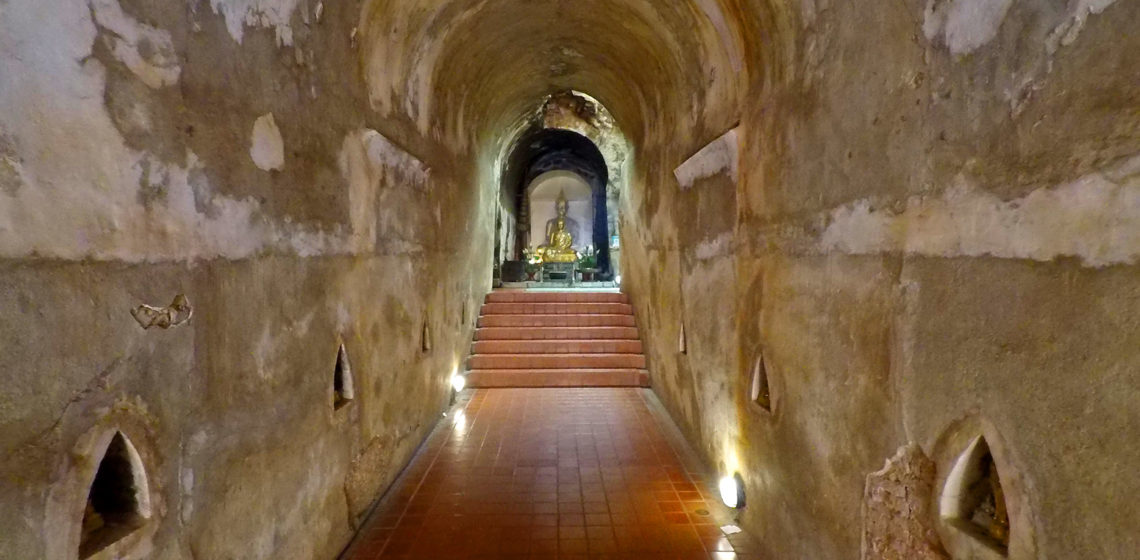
<box><xmin>749</xmin><ymin>353</ymin><xmax>771</xmax><ymax>413</ymax></box>
<box><xmin>526</xmin><ymin>170</ymin><xmax>595</xmax><ymax>251</ymax></box>
<box><xmin>333</xmin><ymin>344</ymin><xmax>355</xmax><ymax>410</ymax></box>
<box><xmin>421</xmin><ymin>319</ymin><xmax>432</xmax><ymax>353</ymax></box>
<box><xmin>499</xmin><ymin>124</ymin><xmax>615</xmax><ymax>278</ymax></box>
<box><xmin>46</xmin><ymin>422</ymin><xmax>159</xmax><ymax>560</ymax></box>
<box><xmin>80</xmin><ymin>432</ymin><xmax>151</xmax><ymax>558</ymax></box>
<box><xmin>932</xmin><ymin>418</ymin><xmax>1036</xmax><ymax>559</ymax></box>
<box><xmin>678</xmin><ymin>321</ymin><xmax>688</xmax><ymax>355</ymax></box>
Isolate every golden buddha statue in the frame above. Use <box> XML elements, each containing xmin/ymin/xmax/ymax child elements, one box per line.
<box><xmin>536</xmin><ymin>191</ymin><xmax>579</xmax><ymax>263</ymax></box>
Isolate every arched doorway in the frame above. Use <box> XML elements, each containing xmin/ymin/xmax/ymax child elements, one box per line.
<box><xmin>497</xmin><ymin>127</ymin><xmax>613</xmax><ymax>282</ymax></box>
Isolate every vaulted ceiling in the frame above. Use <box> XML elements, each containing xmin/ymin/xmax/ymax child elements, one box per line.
<box><xmin>357</xmin><ymin>0</ymin><xmax>783</xmax><ymax>150</ymax></box>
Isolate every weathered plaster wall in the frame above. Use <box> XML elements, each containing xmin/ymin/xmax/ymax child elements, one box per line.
<box><xmin>617</xmin><ymin>0</ymin><xmax>1140</xmax><ymax>559</ymax></box>
<box><xmin>0</xmin><ymin>0</ymin><xmax>492</xmax><ymax>558</ymax></box>
<box><xmin>3</xmin><ymin>0</ymin><xmax>1138</xmax><ymax>558</ymax></box>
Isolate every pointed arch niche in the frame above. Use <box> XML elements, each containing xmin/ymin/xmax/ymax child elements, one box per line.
<box><xmin>749</xmin><ymin>353</ymin><xmax>771</xmax><ymax>413</ymax></box>
<box><xmin>79</xmin><ymin>432</ymin><xmax>152</xmax><ymax>558</ymax></box>
<box><xmin>46</xmin><ymin>423</ymin><xmax>159</xmax><ymax>560</ymax></box>
<box><xmin>933</xmin><ymin>420</ymin><xmax>1035</xmax><ymax>559</ymax></box>
<box><xmin>333</xmin><ymin>343</ymin><xmax>355</xmax><ymax>410</ymax></box>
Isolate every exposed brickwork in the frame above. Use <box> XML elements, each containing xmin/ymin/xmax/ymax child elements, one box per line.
<box><xmin>468</xmin><ymin>291</ymin><xmax>649</xmax><ymax>388</ymax></box>
<box><xmin>862</xmin><ymin>445</ymin><xmax>949</xmax><ymax>560</ymax></box>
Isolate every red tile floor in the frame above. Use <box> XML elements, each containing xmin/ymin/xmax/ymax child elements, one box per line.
<box><xmin>340</xmin><ymin>388</ymin><xmax>763</xmax><ymax>560</ymax></box>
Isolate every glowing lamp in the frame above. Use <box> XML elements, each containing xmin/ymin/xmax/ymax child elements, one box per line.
<box><xmin>719</xmin><ymin>473</ymin><xmax>745</xmax><ymax>509</ymax></box>
<box><xmin>450</xmin><ymin>373</ymin><xmax>467</xmax><ymax>392</ymax></box>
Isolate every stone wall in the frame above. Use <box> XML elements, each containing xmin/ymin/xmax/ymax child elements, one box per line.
<box><xmin>0</xmin><ymin>0</ymin><xmax>492</xmax><ymax>558</ymax></box>
<box><xmin>2</xmin><ymin>0</ymin><xmax>1138</xmax><ymax>559</ymax></box>
<box><xmin>619</xmin><ymin>1</ymin><xmax>1140</xmax><ymax>559</ymax></box>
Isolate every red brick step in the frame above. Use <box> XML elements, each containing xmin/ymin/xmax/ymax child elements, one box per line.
<box><xmin>481</xmin><ymin>302</ymin><xmax>633</xmax><ymax>315</ymax></box>
<box><xmin>467</xmin><ymin>369</ymin><xmax>650</xmax><ymax>388</ymax></box>
<box><xmin>474</xmin><ymin>326</ymin><xmax>640</xmax><ymax>340</ymax></box>
<box><xmin>485</xmin><ymin>291</ymin><xmax>629</xmax><ymax>304</ymax></box>
<box><xmin>477</xmin><ymin>314</ymin><xmax>636</xmax><ymax>328</ymax></box>
<box><xmin>472</xmin><ymin>339</ymin><xmax>643</xmax><ymax>355</ymax></box>
<box><xmin>466</xmin><ymin>290</ymin><xmax>648</xmax><ymax>388</ymax></box>
<box><xmin>468</xmin><ymin>353</ymin><xmax>646</xmax><ymax>370</ymax></box>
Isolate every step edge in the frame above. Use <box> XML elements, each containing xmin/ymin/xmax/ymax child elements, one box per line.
<box><xmin>478</xmin><ymin>314</ymin><xmax>636</xmax><ymax>318</ymax></box>
<box><xmin>472</xmin><ymin>339</ymin><xmax>644</xmax><ymax>344</ymax></box>
<box><xmin>467</xmin><ymin>353</ymin><xmax>648</xmax><ymax>357</ymax></box>
<box><xmin>467</xmin><ymin>369</ymin><xmax>649</xmax><ymax>373</ymax></box>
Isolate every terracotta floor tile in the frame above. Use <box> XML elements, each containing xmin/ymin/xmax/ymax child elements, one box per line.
<box><xmin>560</xmin><ymin>537</ymin><xmax>590</xmax><ymax>554</ymax></box>
<box><xmin>677</xmin><ymin>490</ymin><xmax>704</xmax><ymax>501</ymax></box>
<box><xmin>584</xmin><ymin>513</ymin><xmax>611</xmax><ymax>526</ymax></box>
<box><xmin>559</xmin><ymin>513</ymin><xmax>585</xmax><ymax>526</ymax></box>
<box><xmin>339</xmin><ymin>388</ymin><xmax>760</xmax><ymax>560</ymax></box>
<box><xmin>703</xmin><ymin>535</ymin><xmax>736</xmax><ymax>552</ymax></box>
<box><xmin>559</xmin><ymin>501</ymin><xmax>585</xmax><ymax>513</ymax></box>
<box><xmin>530</xmin><ymin>538</ymin><xmax>559</xmax><ymax>554</ymax></box>
<box><xmin>583</xmin><ymin>501</ymin><xmax>609</xmax><ymax>513</ymax></box>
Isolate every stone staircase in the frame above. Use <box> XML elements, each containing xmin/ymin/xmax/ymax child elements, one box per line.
<box><xmin>466</xmin><ymin>291</ymin><xmax>650</xmax><ymax>387</ymax></box>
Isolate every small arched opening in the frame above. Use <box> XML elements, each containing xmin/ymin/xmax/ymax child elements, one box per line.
<box><xmin>940</xmin><ymin>435</ymin><xmax>1012</xmax><ymax>556</ymax></box>
<box><xmin>79</xmin><ymin>431</ymin><xmax>152</xmax><ymax>559</ymax></box>
<box><xmin>749</xmin><ymin>354</ymin><xmax>771</xmax><ymax>412</ymax></box>
<box><xmin>333</xmin><ymin>344</ymin><xmax>355</xmax><ymax>410</ymax></box>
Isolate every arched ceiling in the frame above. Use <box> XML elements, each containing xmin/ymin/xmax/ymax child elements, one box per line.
<box><xmin>358</xmin><ymin>0</ymin><xmax>755</xmax><ymax>153</ymax></box>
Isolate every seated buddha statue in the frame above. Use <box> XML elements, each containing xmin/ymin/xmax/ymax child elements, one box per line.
<box><xmin>536</xmin><ymin>192</ymin><xmax>579</xmax><ymax>263</ymax></box>
<box><xmin>538</xmin><ymin>216</ymin><xmax>578</xmax><ymax>263</ymax></box>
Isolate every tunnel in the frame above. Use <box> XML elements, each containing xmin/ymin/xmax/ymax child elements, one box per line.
<box><xmin>1</xmin><ymin>0</ymin><xmax>1139</xmax><ymax>559</ymax></box>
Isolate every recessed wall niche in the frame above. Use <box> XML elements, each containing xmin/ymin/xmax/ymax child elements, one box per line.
<box><xmin>749</xmin><ymin>354</ymin><xmax>771</xmax><ymax>412</ymax></box>
<box><xmin>79</xmin><ymin>432</ymin><xmax>152</xmax><ymax>559</ymax></box>
<box><xmin>333</xmin><ymin>344</ymin><xmax>355</xmax><ymax>409</ymax></box>
<box><xmin>678</xmin><ymin>322</ymin><xmax>687</xmax><ymax>354</ymax></box>
<box><xmin>939</xmin><ymin>435</ymin><xmax>1012</xmax><ymax>557</ymax></box>
<box><xmin>421</xmin><ymin>321</ymin><xmax>432</xmax><ymax>352</ymax></box>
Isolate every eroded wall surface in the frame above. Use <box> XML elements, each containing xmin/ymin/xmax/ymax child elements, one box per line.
<box><xmin>619</xmin><ymin>1</ymin><xmax>1140</xmax><ymax>559</ymax></box>
<box><xmin>3</xmin><ymin>0</ymin><xmax>1138</xmax><ymax>558</ymax></box>
<box><xmin>0</xmin><ymin>0</ymin><xmax>493</xmax><ymax>558</ymax></box>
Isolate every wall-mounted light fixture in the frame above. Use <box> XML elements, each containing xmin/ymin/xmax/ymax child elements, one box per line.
<box><xmin>719</xmin><ymin>473</ymin><xmax>746</xmax><ymax>509</ymax></box>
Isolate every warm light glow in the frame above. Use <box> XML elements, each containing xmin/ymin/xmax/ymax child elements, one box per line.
<box><xmin>719</xmin><ymin>476</ymin><xmax>739</xmax><ymax>508</ymax></box>
<box><xmin>722</xmin><ymin>442</ymin><xmax>741</xmax><ymax>474</ymax></box>
<box><xmin>453</xmin><ymin>409</ymin><xmax>467</xmax><ymax>434</ymax></box>
<box><xmin>450</xmin><ymin>373</ymin><xmax>467</xmax><ymax>392</ymax></box>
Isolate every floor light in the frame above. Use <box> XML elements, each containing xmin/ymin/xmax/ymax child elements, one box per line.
<box><xmin>450</xmin><ymin>373</ymin><xmax>466</xmax><ymax>392</ymax></box>
<box><xmin>719</xmin><ymin>473</ymin><xmax>745</xmax><ymax>509</ymax></box>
